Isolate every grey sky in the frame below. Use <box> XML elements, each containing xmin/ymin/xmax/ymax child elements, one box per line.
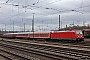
<box><xmin>0</xmin><ymin>0</ymin><xmax>90</xmax><ymax>31</ymax></box>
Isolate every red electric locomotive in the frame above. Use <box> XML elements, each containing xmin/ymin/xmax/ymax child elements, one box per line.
<box><xmin>50</xmin><ymin>30</ymin><xmax>84</xmax><ymax>42</ymax></box>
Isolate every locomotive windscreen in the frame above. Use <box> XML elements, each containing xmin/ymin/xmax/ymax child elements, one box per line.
<box><xmin>76</xmin><ymin>30</ymin><xmax>83</xmax><ymax>34</ymax></box>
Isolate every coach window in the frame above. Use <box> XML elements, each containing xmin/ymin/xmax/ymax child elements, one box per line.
<box><xmin>40</xmin><ymin>34</ymin><xmax>48</xmax><ymax>36</ymax></box>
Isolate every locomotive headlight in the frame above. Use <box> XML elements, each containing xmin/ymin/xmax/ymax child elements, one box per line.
<box><xmin>77</xmin><ymin>36</ymin><xmax>79</xmax><ymax>38</ymax></box>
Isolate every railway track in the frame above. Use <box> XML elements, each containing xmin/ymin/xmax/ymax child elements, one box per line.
<box><xmin>0</xmin><ymin>41</ymin><xmax>78</xmax><ymax>60</ymax></box>
<box><xmin>0</xmin><ymin>56</ymin><xmax>8</xmax><ymax>60</ymax></box>
<box><xmin>0</xmin><ymin>49</ymin><xmax>27</xmax><ymax>60</ymax></box>
<box><xmin>2</xmin><ymin>38</ymin><xmax>90</xmax><ymax>49</ymax></box>
<box><xmin>0</xmin><ymin>41</ymin><xmax>76</xmax><ymax>60</ymax></box>
<box><xmin>0</xmin><ymin>39</ymin><xmax>90</xmax><ymax>60</ymax></box>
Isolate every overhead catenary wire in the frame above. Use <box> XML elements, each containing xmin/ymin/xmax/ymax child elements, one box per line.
<box><xmin>0</xmin><ymin>0</ymin><xmax>62</xmax><ymax>21</ymax></box>
<box><xmin>0</xmin><ymin>0</ymin><xmax>82</xmax><ymax>18</ymax></box>
<box><xmin>9</xmin><ymin>0</ymin><xmax>90</xmax><ymax>18</ymax></box>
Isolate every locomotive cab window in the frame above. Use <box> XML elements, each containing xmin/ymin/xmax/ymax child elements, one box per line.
<box><xmin>76</xmin><ymin>30</ymin><xmax>82</xmax><ymax>34</ymax></box>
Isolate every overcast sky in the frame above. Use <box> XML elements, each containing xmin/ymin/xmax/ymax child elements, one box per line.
<box><xmin>0</xmin><ymin>0</ymin><xmax>90</xmax><ymax>31</ymax></box>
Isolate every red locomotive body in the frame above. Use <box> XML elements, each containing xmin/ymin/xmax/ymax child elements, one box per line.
<box><xmin>50</xmin><ymin>30</ymin><xmax>84</xmax><ymax>42</ymax></box>
<box><xmin>50</xmin><ymin>31</ymin><xmax>76</xmax><ymax>39</ymax></box>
